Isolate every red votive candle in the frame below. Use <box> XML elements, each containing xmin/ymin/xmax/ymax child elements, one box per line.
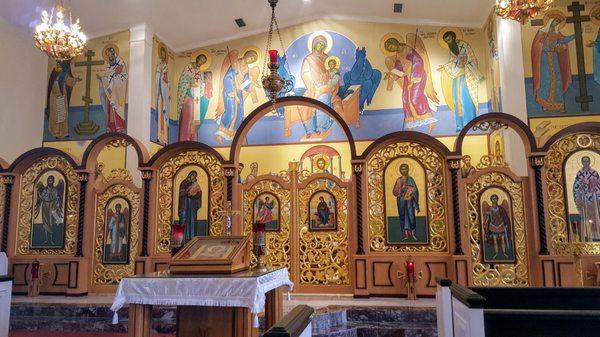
<box><xmin>268</xmin><ymin>49</ymin><xmax>278</xmax><ymax>64</ymax></box>
<box><xmin>406</xmin><ymin>259</ymin><xmax>415</xmax><ymax>277</ymax></box>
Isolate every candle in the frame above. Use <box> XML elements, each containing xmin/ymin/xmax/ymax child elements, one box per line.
<box><xmin>268</xmin><ymin>49</ymin><xmax>278</xmax><ymax>64</ymax></box>
<box><xmin>406</xmin><ymin>259</ymin><xmax>415</xmax><ymax>278</ymax></box>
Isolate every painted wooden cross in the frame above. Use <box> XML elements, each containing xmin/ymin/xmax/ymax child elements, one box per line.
<box><xmin>74</xmin><ymin>50</ymin><xmax>104</xmax><ymax>135</ymax></box>
<box><xmin>531</xmin><ymin>1</ymin><xmax>593</xmax><ymax>111</ymax></box>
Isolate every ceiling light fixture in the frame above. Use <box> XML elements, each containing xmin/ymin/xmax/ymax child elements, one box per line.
<box><xmin>495</xmin><ymin>0</ymin><xmax>553</xmax><ymax>24</ymax></box>
<box><xmin>33</xmin><ymin>1</ymin><xmax>87</xmax><ymax>60</ymax></box>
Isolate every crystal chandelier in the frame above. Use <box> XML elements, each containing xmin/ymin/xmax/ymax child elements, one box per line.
<box><xmin>261</xmin><ymin>0</ymin><xmax>293</xmax><ymax>102</ymax></box>
<box><xmin>495</xmin><ymin>0</ymin><xmax>554</xmax><ymax>24</ymax></box>
<box><xmin>34</xmin><ymin>4</ymin><xmax>87</xmax><ymax>60</ymax></box>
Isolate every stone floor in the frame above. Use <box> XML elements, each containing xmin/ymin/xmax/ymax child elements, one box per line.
<box><xmin>10</xmin><ymin>294</ymin><xmax>437</xmax><ymax>337</ymax></box>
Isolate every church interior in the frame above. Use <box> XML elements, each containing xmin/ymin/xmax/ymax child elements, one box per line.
<box><xmin>0</xmin><ymin>0</ymin><xmax>600</xmax><ymax>336</ymax></box>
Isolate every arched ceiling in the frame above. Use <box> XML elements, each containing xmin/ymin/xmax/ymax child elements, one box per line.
<box><xmin>1</xmin><ymin>0</ymin><xmax>495</xmax><ymax>52</ymax></box>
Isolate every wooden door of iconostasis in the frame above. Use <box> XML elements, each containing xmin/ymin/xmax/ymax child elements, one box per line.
<box><xmin>456</xmin><ymin>119</ymin><xmax>536</xmax><ymax>287</ymax></box>
<box><xmin>241</xmin><ymin>165</ymin><xmax>352</xmax><ymax>293</ymax></box>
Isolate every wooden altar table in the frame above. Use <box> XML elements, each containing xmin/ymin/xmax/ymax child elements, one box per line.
<box><xmin>111</xmin><ymin>267</ymin><xmax>293</xmax><ymax>337</ymax></box>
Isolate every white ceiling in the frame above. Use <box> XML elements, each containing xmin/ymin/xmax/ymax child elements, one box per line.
<box><xmin>1</xmin><ymin>0</ymin><xmax>495</xmax><ymax>52</ymax></box>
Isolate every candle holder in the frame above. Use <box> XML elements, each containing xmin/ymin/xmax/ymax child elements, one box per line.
<box><xmin>170</xmin><ymin>223</ymin><xmax>185</xmax><ymax>254</ymax></box>
<box><xmin>260</xmin><ymin>0</ymin><xmax>292</xmax><ymax>102</ymax></box>
<box><xmin>252</xmin><ymin>222</ymin><xmax>268</xmax><ymax>272</ymax></box>
<box><xmin>397</xmin><ymin>256</ymin><xmax>422</xmax><ymax>300</ymax></box>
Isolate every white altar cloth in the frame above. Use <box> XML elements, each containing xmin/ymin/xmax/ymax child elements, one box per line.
<box><xmin>111</xmin><ymin>267</ymin><xmax>293</xmax><ymax>327</ymax></box>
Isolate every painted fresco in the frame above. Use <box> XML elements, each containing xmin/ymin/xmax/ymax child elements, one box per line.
<box><xmin>151</xmin><ymin>36</ymin><xmax>175</xmax><ymax>145</ymax></box>
<box><xmin>103</xmin><ymin>197</ymin><xmax>131</xmax><ymax>264</ymax></box>
<box><xmin>166</xmin><ymin>19</ymin><xmax>490</xmax><ymax>148</ymax></box>
<box><xmin>484</xmin><ymin>12</ymin><xmax>502</xmax><ymax>112</ymax></box>
<box><xmin>44</xmin><ymin>31</ymin><xmax>130</xmax><ymax>141</ymax></box>
<box><xmin>479</xmin><ymin>188</ymin><xmax>516</xmax><ymax>263</ymax></box>
<box><xmin>31</xmin><ymin>170</ymin><xmax>67</xmax><ymax>249</ymax></box>
<box><xmin>253</xmin><ymin>192</ymin><xmax>280</xmax><ymax>231</ymax></box>
<box><xmin>522</xmin><ymin>0</ymin><xmax>600</xmax><ymax>117</ymax></box>
<box><xmin>384</xmin><ymin>157</ymin><xmax>428</xmax><ymax>244</ymax></box>
<box><xmin>308</xmin><ymin>190</ymin><xmax>337</xmax><ymax>231</ymax></box>
<box><xmin>172</xmin><ymin>165</ymin><xmax>210</xmax><ymax>242</ymax></box>
<box><xmin>564</xmin><ymin>149</ymin><xmax>600</xmax><ymax>242</ymax></box>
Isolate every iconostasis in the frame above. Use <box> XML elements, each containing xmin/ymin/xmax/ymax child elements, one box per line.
<box><xmin>0</xmin><ymin>8</ymin><xmax>597</xmax><ymax>297</ymax></box>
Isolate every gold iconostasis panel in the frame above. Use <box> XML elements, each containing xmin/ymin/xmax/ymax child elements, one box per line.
<box><xmin>367</xmin><ymin>141</ymin><xmax>448</xmax><ymax>252</ymax></box>
<box><xmin>16</xmin><ymin>156</ymin><xmax>79</xmax><ymax>256</ymax></box>
<box><xmin>155</xmin><ymin>150</ymin><xmax>225</xmax><ymax>254</ymax></box>
<box><xmin>243</xmin><ymin>178</ymin><xmax>291</xmax><ymax>269</ymax></box>
<box><xmin>465</xmin><ymin>170</ymin><xmax>529</xmax><ymax>286</ymax></box>
<box><xmin>545</xmin><ymin>133</ymin><xmax>600</xmax><ymax>255</ymax></box>
<box><xmin>92</xmin><ymin>183</ymin><xmax>140</xmax><ymax>285</ymax></box>
<box><xmin>298</xmin><ymin>177</ymin><xmax>349</xmax><ymax>286</ymax></box>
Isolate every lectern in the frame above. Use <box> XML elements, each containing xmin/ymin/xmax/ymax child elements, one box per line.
<box><xmin>111</xmin><ymin>237</ymin><xmax>293</xmax><ymax>337</ymax></box>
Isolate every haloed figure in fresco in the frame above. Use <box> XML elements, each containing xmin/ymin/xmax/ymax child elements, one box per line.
<box><xmin>392</xmin><ymin>164</ymin><xmax>420</xmax><ymax>241</ymax></box>
<box><xmin>155</xmin><ymin>46</ymin><xmax>170</xmax><ymax>144</ymax></box>
<box><xmin>438</xmin><ymin>30</ymin><xmax>483</xmax><ymax>132</ymax></box>
<box><xmin>573</xmin><ymin>156</ymin><xmax>600</xmax><ymax>241</ymax></box>
<box><xmin>298</xmin><ymin>35</ymin><xmax>339</xmax><ymax>139</ymax></box>
<box><xmin>483</xmin><ymin>194</ymin><xmax>512</xmax><ymax>260</ymax></box>
<box><xmin>34</xmin><ymin>176</ymin><xmax>64</xmax><ymax>246</ymax></box>
<box><xmin>215</xmin><ymin>49</ymin><xmax>260</xmax><ymax>144</ymax></box>
<box><xmin>531</xmin><ymin>13</ymin><xmax>574</xmax><ymax>112</ymax></box>
<box><xmin>178</xmin><ymin>171</ymin><xmax>202</xmax><ymax>243</ymax></box>
<box><xmin>177</xmin><ymin>54</ymin><xmax>212</xmax><ymax>142</ymax></box>
<box><xmin>98</xmin><ymin>45</ymin><xmax>128</xmax><ymax>133</ymax></box>
<box><xmin>46</xmin><ymin>60</ymin><xmax>80</xmax><ymax>138</ymax></box>
<box><xmin>384</xmin><ymin>35</ymin><xmax>439</xmax><ymax>132</ymax></box>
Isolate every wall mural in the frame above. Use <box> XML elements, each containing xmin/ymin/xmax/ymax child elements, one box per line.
<box><xmin>484</xmin><ymin>12</ymin><xmax>502</xmax><ymax>112</ymax></box>
<box><xmin>151</xmin><ymin>37</ymin><xmax>175</xmax><ymax>145</ymax></box>
<box><xmin>522</xmin><ymin>1</ymin><xmax>600</xmax><ymax>142</ymax></box>
<box><xmin>44</xmin><ymin>31</ymin><xmax>130</xmax><ymax>142</ymax></box>
<box><xmin>163</xmin><ymin>19</ymin><xmax>490</xmax><ymax>149</ymax></box>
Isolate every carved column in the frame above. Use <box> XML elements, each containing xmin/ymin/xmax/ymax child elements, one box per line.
<box><xmin>531</xmin><ymin>156</ymin><xmax>549</xmax><ymax>255</ymax></box>
<box><xmin>448</xmin><ymin>159</ymin><xmax>464</xmax><ymax>255</ymax></box>
<box><xmin>140</xmin><ymin>170</ymin><xmax>153</xmax><ymax>257</ymax></box>
<box><xmin>75</xmin><ymin>172</ymin><xmax>89</xmax><ymax>257</ymax></box>
<box><xmin>1</xmin><ymin>176</ymin><xmax>14</xmax><ymax>253</ymax></box>
<box><xmin>224</xmin><ymin>167</ymin><xmax>236</xmax><ymax>202</ymax></box>
<box><xmin>353</xmin><ymin>163</ymin><xmax>365</xmax><ymax>255</ymax></box>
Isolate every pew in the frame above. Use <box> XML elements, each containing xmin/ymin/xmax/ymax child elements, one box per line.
<box><xmin>436</xmin><ymin>278</ymin><xmax>600</xmax><ymax>337</ymax></box>
<box><xmin>0</xmin><ymin>252</ymin><xmax>12</xmax><ymax>337</ymax></box>
<box><xmin>263</xmin><ymin>305</ymin><xmax>314</xmax><ymax>337</ymax></box>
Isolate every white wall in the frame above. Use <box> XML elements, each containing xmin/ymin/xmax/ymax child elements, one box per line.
<box><xmin>0</xmin><ymin>16</ymin><xmax>46</xmax><ymax>163</ymax></box>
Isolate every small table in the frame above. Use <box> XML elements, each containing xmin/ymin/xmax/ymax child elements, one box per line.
<box><xmin>111</xmin><ymin>267</ymin><xmax>293</xmax><ymax>337</ymax></box>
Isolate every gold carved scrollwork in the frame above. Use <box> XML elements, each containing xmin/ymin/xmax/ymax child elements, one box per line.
<box><xmin>16</xmin><ymin>156</ymin><xmax>79</xmax><ymax>255</ymax></box>
<box><xmin>156</xmin><ymin>150</ymin><xmax>225</xmax><ymax>254</ymax></box>
<box><xmin>367</xmin><ymin>142</ymin><xmax>448</xmax><ymax>252</ymax></box>
<box><xmin>93</xmin><ymin>183</ymin><xmax>140</xmax><ymax>285</ymax></box>
<box><xmin>106</xmin><ymin>138</ymin><xmax>131</xmax><ymax>149</ymax></box>
<box><xmin>546</xmin><ymin>133</ymin><xmax>600</xmax><ymax>254</ymax></box>
<box><xmin>104</xmin><ymin>168</ymin><xmax>133</xmax><ymax>182</ymax></box>
<box><xmin>298</xmin><ymin>178</ymin><xmax>349</xmax><ymax>285</ymax></box>
<box><xmin>242</xmin><ymin>179</ymin><xmax>291</xmax><ymax>269</ymax></box>
<box><xmin>466</xmin><ymin>171</ymin><xmax>529</xmax><ymax>286</ymax></box>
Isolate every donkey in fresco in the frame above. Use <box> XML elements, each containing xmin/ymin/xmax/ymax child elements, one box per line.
<box><xmin>341</xmin><ymin>47</ymin><xmax>382</xmax><ymax>112</ymax></box>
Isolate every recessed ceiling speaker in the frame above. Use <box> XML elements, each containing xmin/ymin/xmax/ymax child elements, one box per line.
<box><xmin>235</xmin><ymin>18</ymin><xmax>246</xmax><ymax>27</ymax></box>
<box><xmin>394</xmin><ymin>3</ymin><xmax>403</xmax><ymax>13</ymax></box>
